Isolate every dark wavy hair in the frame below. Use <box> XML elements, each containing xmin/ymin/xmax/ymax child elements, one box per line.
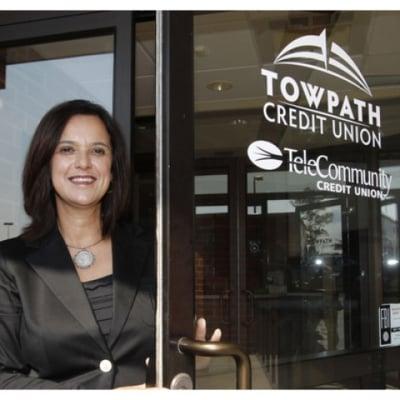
<box><xmin>22</xmin><ymin>99</ymin><xmax>131</xmax><ymax>241</ymax></box>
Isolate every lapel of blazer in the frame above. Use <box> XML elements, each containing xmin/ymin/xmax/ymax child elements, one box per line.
<box><xmin>25</xmin><ymin>227</ymin><xmax>109</xmax><ymax>353</ymax></box>
<box><xmin>108</xmin><ymin>224</ymin><xmax>151</xmax><ymax>348</ymax></box>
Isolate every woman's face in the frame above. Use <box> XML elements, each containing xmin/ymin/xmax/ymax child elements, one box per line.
<box><xmin>51</xmin><ymin>114</ymin><xmax>113</xmax><ymax>212</ymax></box>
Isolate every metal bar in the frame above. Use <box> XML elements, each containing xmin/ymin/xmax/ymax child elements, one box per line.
<box><xmin>0</xmin><ymin>12</ymin><xmax>117</xmax><ymax>46</ymax></box>
<box><xmin>155</xmin><ymin>10</ymin><xmax>164</xmax><ymax>389</ymax></box>
<box><xmin>159</xmin><ymin>11</ymin><xmax>195</xmax><ymax>388</ymax></box>
<box><xmin>0</xmin><ymin>11</ymin><xmax>88</xmax><ymax>26</ymax></box>
<box><xmin>177</xmin><ymin>337</ymin><xmax>252</xmax><ymax>389</ymax></box>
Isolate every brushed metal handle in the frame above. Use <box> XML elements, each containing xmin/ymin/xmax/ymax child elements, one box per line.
<box><xmin>241</xmin><ymin>289</ymin><xmax>255</xmax><ymax>326</ymax></box>
<box><xmin>219</xmin><ymin>289</ymin><xmax>232</xmax><ymax>324</ymax></box>
<box><xmin>177</xmin><ymin>337</ymin><xmax>252</xmax><ymax>389</ymax></box>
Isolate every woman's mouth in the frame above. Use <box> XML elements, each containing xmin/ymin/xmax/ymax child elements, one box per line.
<box><xmin>68</xmin><ymin>175</ymin><xmax>97</xmax><ymax>185</ymax></box>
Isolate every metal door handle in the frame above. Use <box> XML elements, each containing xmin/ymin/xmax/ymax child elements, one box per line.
<box><xmin>241</xmin><ymin>289</ymin><xmax>255</xmax><ymax>326</ymax></box>
<box><xmin>177</xmin><ymin>337</ymin><xmax>252</xmax><ymax>389</ymax></box>
<box><xmin>219</xmin><ymin>289</ymin><xmax>232</xmax><ymax>324</ymax></box>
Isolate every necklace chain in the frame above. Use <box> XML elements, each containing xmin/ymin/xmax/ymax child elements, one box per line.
<box><xmin>57</xmin><ymin>222</ymin><xmax>104</xmax><ymax>250</ymax></box>
<box><xmin>65</xmin><ymin>237</ymin><xmax>104</xmax><ymax>250</ymax></box>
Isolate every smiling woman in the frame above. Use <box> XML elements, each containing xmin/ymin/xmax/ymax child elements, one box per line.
<box><xmin>51</xmin><ymin>115</ymin><xmax>113</xmax><ymax>212</ymax></box>
<box><xmin>50</xmin><ymin>114</ymin><xmax>114</xmax><ymax>280</ymax></box>
<box><xmin>22</xmin><ymin>101</ymin><xmax>130</xmax><ymax>243</ymax></box>
<box><xmin>0</xmin><ymin>99</ymin><xmax>220</xmax><ymax>389</ymax></box>
<box><xmin>0</xmin><ymin>100</ymin><xmax>155</xmax><ymax>388</ymax></box>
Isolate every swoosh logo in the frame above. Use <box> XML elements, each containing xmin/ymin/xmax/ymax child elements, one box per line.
<box><xmin>274</xmin><ymin>29</ymin><xmax>371</xmax><ymax>96</ymax></box>
<box><xmin>247</xmin><ymin>141</ymin><xmax>283</xmax><ymax>170</ymax></box>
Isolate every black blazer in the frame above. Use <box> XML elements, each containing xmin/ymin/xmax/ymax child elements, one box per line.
<box><xmin>0</xmin><ymin>223</ymin><xmax>155</xmax><ymax>389</ymax></box>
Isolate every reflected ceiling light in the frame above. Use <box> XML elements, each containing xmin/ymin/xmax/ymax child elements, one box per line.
<box><xmin>194</xmin><ymin>45</ymin><xmax>208</xmax><ymax>57</ymax></box>
<box><xmin>314</xmin><ymin>258</ymin><xmax>323</xmax><ymax>266</ymax></box>
<box><xmin>387</xmin><ymin>258</ymin><xmax>399</xmax><ymax>267</ymax></box>
<box><xmin>231</xmin><ymin>119</ymin><xmax>248</xmax><ymax>126</ymax></box>
<box><xmin>207</xmin><ymin>80</ymin><xmax>233</xmax><ymax>92</ymax></box>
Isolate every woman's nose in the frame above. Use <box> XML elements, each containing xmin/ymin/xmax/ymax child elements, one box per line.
<box><xmin>75</xmin><ymin>151</ymin><xmax>92</xmax><ymax>169</ymax></box>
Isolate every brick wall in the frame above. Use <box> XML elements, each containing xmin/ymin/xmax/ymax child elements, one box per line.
<box><xmin>194</xmin><ymin>212</ymin><xmax>232</xmax><ymax>341</ymax></box>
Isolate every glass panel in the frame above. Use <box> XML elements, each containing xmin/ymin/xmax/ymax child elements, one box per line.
<box><xmin>381</xmin><ymin>200</ymin><xmax>400</xmax><ymax>302</ymax></box>
<box><xmin>194</xmin><ymin>173</ymin><xmax>234</xmax><ymax>388</ymax></box>
<box><xmin>0</xmin><ymin>35</ymin><xmax>114</xmax><ymax>240</ymax></box>
<box><xmin>314</xmin><ymin>377</ymin><xmax>361</xmax><ymax>389</ymax></box>
<box><xmin>385</xmin><ymin>371</ymin><xmax>400</xmax><ymax>389</ymax></box>
<box><xmin>194</xmin><ymin>173</ymin><xmax>232</xmax><ymax>338</ymax></box>
<box><xmin>133</xmin><ymin>20</ymin><xmax>156</xmax><ymax>230</ymax></box>
<box><xmin>194</xmin><ymin>11</ymin><xmax>400</xmax><ymax>389</ymax></box>
<box><xmin>247</xmin><ymin>185</ymin><xmax>348</xmax><ymax>361</ymax></box>
<box><xmin>195</xmin><ymin>174</ymin><xmax>228</xmax><ymax>195</ymax></box>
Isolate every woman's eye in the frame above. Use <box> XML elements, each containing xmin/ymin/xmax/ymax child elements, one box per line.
<box><xmin>92</xmin><ymin>147</ymin><xmax>106</xmax><ymax>155</ymax></box>
<box><xmin>59</xmin><ymin>146</ymin><xmax>74</xmax><ymax>154</ymax></box>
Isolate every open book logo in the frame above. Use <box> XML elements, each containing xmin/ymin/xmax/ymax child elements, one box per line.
<box><xmin>274</xmin><ymin>29</ymin><xmax>371</xmax><ymax>96</ymax></box>
<box><xmin>247</xmin><ymin>141</ymin><xmax>283</xmax><ymax>170</ymax></box>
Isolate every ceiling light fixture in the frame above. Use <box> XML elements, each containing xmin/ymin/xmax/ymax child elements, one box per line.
<box><xmin>207</xmin><ymin>80</ymin><xmax>233</xmax><ymax>92</ymax></box>
<box><xmin>232</xmin><ymin>119</ymin><xmax>248</xmax><ymax>126</ymax></box>
<box><xmin>314</xmin><ymin>258</ymin><xmax>324</xmax><ymax>266</ymax></box>
<box><xmin>194</xmin><ymin>45</ymin><xmax>208</xmax><ymax>57</ymax></box>
<box><xmin>387</xmin><ymin>258</ymin><xmax>399</xmax><ymax>267</ymax></box>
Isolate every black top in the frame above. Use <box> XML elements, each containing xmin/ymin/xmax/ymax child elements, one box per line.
<box><xmin>82</xmin><ymin>274</ymin><xmax>113</xmax><ymax>343</ymax></box>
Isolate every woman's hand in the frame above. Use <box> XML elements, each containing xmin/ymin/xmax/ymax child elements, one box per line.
<box><xmin>115</xmin><ymin>318</ymin><xmax>221</xmax><ymax>388</ymax></box>
<box><xmin>195</xmin><ymin>317</ymin><xmax>222</xmax><ymax>371</ymax></box>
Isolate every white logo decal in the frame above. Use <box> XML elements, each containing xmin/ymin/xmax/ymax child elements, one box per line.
<box><xmin>247</xmin><ymin>140</ymin><xmax>392</xmax><ymax>200</ymax></box>
<box><xmin>247</xmin><ymin>141</ymin><xmax>283</xmax><ymax>170</ymax></box>
<box><xmin>274</xmin><ymin>29</ymin><xmax>372</xmax><ymax>96</ymax></box>
<box><xmin>249</xmin><ymin>28</ymin><xmax>389</xmax><ymax>200</ymax></box>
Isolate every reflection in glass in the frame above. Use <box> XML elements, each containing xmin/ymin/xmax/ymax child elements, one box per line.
<box><xmin>133</xmin><ymin>21</ymin><xmax>156</xmax><ymax>230</ymax></box>
<box><xmin>381</xmin><ymin>200</ymin><xmax>400</xmax><ymax>303</ymax></box>
<box><xmin>246</xmin><ymin>190</ymin><xmax>350</xmax><ymax>361</ymax></box>
<box><xmin>194</xmin><ymin>174</ymin><xmax>231</xmax><ymax>344</ymax></box>
<box><xmin>194</xmin><ymin>173</ymin><xmax>234</xmax><ymax>388</ymax></box>
<box><xmin>194</xmin><ymin>10</ymin><xmax>400</xmax><ymax>389</ymax></box>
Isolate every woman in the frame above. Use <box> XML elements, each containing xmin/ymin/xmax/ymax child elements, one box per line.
<box><xmin>0</xmin><ymin>100</ymin><xmax>220</xmax><ymax>389</ymax></box>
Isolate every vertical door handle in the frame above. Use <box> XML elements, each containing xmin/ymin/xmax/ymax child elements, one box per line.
<box><xmin>241</xmin><ymin>289</ymin><xmax>255</xmax><ymax>326</ymax></box>
<box><xmin>219</xmin><ymin>289</ymin><xmax>232</xmax><ymax>324</ymax></box>
<box><xmin>177</xmin><ymin>337</ymin><xmax>252</xmax><ymax>389</ymax></box>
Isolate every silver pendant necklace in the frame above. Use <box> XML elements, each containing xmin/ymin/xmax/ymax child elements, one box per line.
<box><xmin>66</xmin><ymin>237</ymin><xmax>104</xmax><ymax>269</ymax></box>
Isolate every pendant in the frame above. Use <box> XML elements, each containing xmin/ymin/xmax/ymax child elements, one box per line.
<box><xmin>73</xmin><ymin>249</ymin><xmax>95</xmax><ymax>269</ymax></box>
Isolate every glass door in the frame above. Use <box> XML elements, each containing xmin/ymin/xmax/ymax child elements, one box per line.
<box><xmin>160</xmin><ymin>11</ymin><xmax>400</xmax><ymax>389</ymax></box>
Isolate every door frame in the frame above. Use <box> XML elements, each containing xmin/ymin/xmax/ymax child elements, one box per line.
<box><xmin>0</xmin><ymin>10</ymin><xmax>139</xmax><ymax>151</ymax></box>
<box><xmin>155</xmin><ymin>10</ymin><xmax>195</xmax><ymax>388</ymax></box>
